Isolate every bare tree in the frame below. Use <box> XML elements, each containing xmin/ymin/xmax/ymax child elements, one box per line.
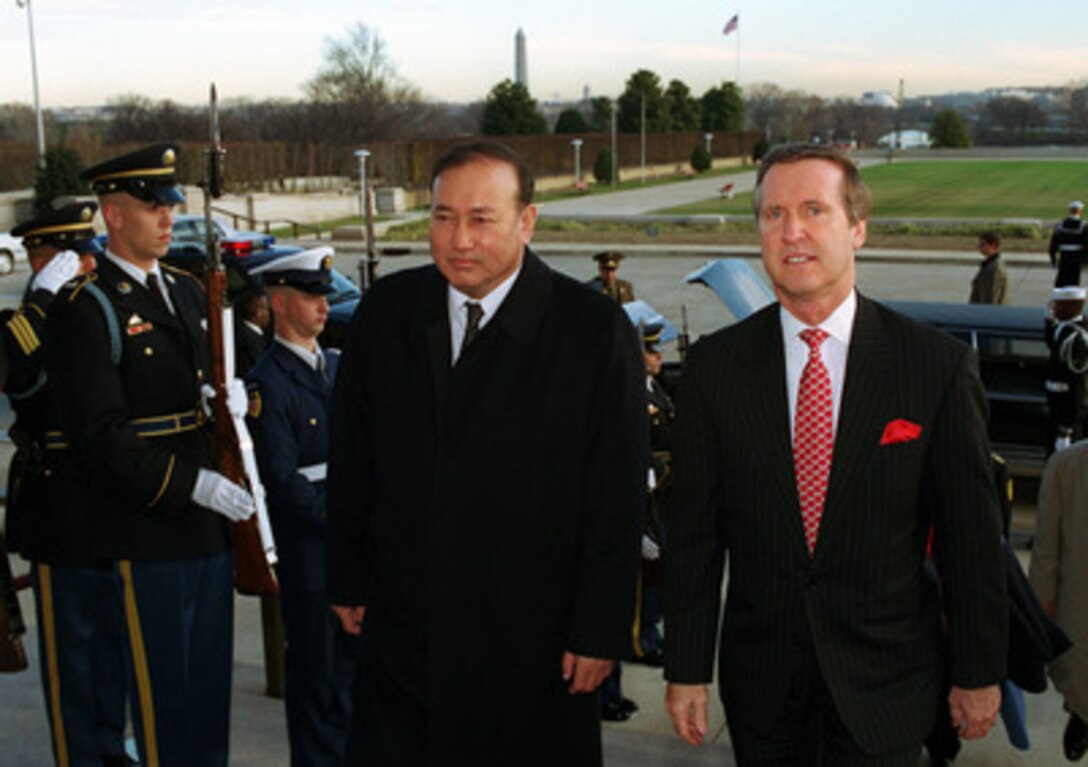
<box><xmin>304</xmin><ymin>22</ymin><xmax>430</xmax><ymax>143</ymax></box>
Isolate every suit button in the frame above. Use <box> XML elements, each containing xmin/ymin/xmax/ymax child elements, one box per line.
<box><xmin>803</xmin><ymin>572</ymin><xmax>815</xmax><ymax>587</ymax></box>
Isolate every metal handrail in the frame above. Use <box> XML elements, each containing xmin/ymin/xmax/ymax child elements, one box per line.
<box><xmin>208</xmin><ymin>205</ymin><xmax>323</xmax><ymax>240</ymax></box>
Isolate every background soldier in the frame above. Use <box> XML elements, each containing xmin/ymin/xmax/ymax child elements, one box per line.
<box><xmin>45</xmin><ymin>144</ymin><xmax>254</xmax><ymax>767</ymax></box>
<box><xmin>1050</xmin><ymin>201</ymin><xmax>1088</xmax><ymax>288</ymax></box>
<box><xmin>637</xmin><ymin>322</ymin><xmax>672</xmax><ymax>667</ymax></box>
<box><xmin>6</xmin><ymin>203</ymin><xmax>132</xmax><ymax>767</ymax></box>
<box><xmin>1044</xmin><ymin>285</ymin><xmax>1088</xmax><ymax>453</ymax></box>
<box><xmin>245</xmin><ymin>248</ymin><xmax>357</xmax><ymax>765</ymax></box>
<box><xmin>587</xmin><ymin>251</ymin><xmax>636</xmax><ymax>303</ymax></box>
<box><xmin>233</xmin><ymin>284</ymin><xmax>271</xmax><ymax>376</ymax></box>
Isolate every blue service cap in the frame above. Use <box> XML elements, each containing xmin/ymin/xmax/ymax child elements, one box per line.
<box><xmin>12</xmin><ymin>201</ymin><xmax>100</xmax><ymax>252</ymax></box>
<box><xmin>248</xmin><ymin>247</ymin><xmax>335</xmax><ymax>295</ymax></box>
<box><xmin>80</xmin><ymin>143</ymin><xmax>185</xmax><ymax>205</ymax></box>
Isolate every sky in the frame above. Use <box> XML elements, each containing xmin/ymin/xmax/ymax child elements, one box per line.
<box><xmin>1</xmin><ymin>0</ymin><xmax>1084</xmax><ymax>109</ymax></box>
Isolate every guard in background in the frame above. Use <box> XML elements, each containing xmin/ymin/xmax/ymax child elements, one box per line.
<box><xmin>1044</xmin><ymin>286</ymin><xmax>1088</xmax><ymax>453</ymax></box>
<box><xmin>6</xmin><ymin>204</ymin><xmax>133</xmax><ymax>767</ymax></box>
<box><xmin>636</xmin><ymin>322</ymin><xmax>673</xmax><ymax>667</ymax></box>
<box><xmin>587</xmin><ymin>251</ymin><xmax>635</xmax><ymax>303</ymax></box>
<box><xmin>234</xmin><ymin>284</ymin><xmax>271</xmax><ymax>377</ymax></box>
<box><xmin>246</xmin><ymin>248</ymin><xmax>357</xmax><ymax>765</ymax></box>
<box><xmin>1050</xmin><ymin>201</ymin><xmax>1088</xmax><ymax>288</ymax></box>
<box><xmin>45</xmin><ymin>144</ymin><xmax>255</xmax><ymax>767</ymax></box>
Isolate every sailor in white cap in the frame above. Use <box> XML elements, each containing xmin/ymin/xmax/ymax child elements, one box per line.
<box><xmin>244</xmin><ymin>246</ymin><xmax>356</xmax><ymax>765</ymax></box>
<box><xmin>1045</xmin><ymin>285</ymin><xmax>1088</xmax><ymax>451</ymax></box>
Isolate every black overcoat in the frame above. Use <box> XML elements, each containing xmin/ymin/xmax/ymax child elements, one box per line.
<box><xmin>327</xmin><ymin>249</ymin><xmax>647</xmax><ymax>765</ymax></box>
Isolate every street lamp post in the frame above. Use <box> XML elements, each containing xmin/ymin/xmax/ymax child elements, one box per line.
<box><xmin>610</xmin><ymin>99</ymin><xmax>618</xmax><ymax>185</ymax></box>
<box><xmin>704</xmin><ymin>132</ymin><xmax>713</xmax><ymax>154</ymax></box>
<box><xmin>570</xmin><ymin>139</ymin><xmax>583</xmax><ymax>185</ymax></box>
<box><xmin>354</xmin><ymin>149</ymin><xmax>378</xmax><ymax>289</ymax></box>
<box><xmin>16</xmin><ymin>0</ymin><xmax>46</xmax><ymax>170</ymax></box>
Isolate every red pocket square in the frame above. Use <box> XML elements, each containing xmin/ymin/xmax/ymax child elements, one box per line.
<box><xmin>880</xmin><ymin>418</ymin><xmax>922</xmax><ymax>446</ymax></box>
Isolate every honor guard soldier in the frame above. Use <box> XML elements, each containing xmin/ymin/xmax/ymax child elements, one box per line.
<box><xmin>587</xmin><ymin>251</ymin><xmax>636</xmax><ymax>303</ymax></box>
<box><xmin>1050</xmin><ymin>201</ymin><xmax>1088</xmax><ymax>288</ymax></box>
<box><xmin>44</xmin><ymin>144</ymin><xmax>255</xmax><ymax>767</ymax></box>
<box><xmin>637</xmin><ymin>321</ymin><xmax>673</xmax><ymax>666</ymax></box>
<box><xmin>1044</xmin><ymin>285</ymin><xmax>1088</xmax><ymax>453</ymax></box>
<box><xmin>5</xmin><ymin>204</ymin><xmax>133</xmax><ymax>767</ymax></box>
<box><xmin>245</xmin><ymin>248</ymin><xmax>357</xmax><ymax>766</ymax></box>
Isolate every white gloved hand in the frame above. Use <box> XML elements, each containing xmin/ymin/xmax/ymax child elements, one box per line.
<box><xmin>200</xmin><ymin>380</ymin><xmax>249</xmax><ymax>419</ymax></box>
<box><xmin>31</xmin><ymin>250</ymin><xmax>80</xmax><ymax>294</ymax></box>
<box><xmin>191</xmin><ymin>468</ymin><xmax>255</xmax><ymax>521</ymax></box>
<box><xmin>641</xmin><ymin>534</ymin><xmax>661</xmax><ymax>561</ymax></box>
<box><xmin>226</xmin><ymin>378</ymin><xmax>248</xmax><ymax>418</ymax></box>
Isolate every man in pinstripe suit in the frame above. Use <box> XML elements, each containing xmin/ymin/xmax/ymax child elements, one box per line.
<box><xmin>663</xmin><ymin>144</ymin><xmax>1008</xmax><ymax>765</ymax></box>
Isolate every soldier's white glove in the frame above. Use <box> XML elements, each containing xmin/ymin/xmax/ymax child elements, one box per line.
<box><xmin>200</xmin><ymin>379</ymin><xmax>248</xmax><ymax>420</ymax></box>
<box><xmin>641</xmin><ymin>534</ymin><xmax>661</xmax><ymax>561</ymax></box>
<box><xmin>192</xmin><ymin>468</ymin><xmax>255</xmax><ymax>521</ymax></box>
<box><xmin>31</xmin><ymin>250</ymin><xmax>80</xmax><ymax>294</ymax></box>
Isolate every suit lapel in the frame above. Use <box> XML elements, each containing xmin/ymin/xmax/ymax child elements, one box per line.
<box><xmin>733</xmin><ymin>307</ymin><xmax>806</xmax><ymax>547</ymax></box>
<box><xmin>818</xmin><ymin>295</ymin><xmax>895</xmax><ymax>551</ymax></box>
<box><xmin>418</xmin><ymin>269</ymin><xmax>451</xmax><ymax>417</ymax></box>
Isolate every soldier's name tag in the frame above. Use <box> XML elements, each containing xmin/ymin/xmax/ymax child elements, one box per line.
<box><xmin>126</xmin><ymin>314</ymin><xmax>153</xmax><ymax>336</ymax></box>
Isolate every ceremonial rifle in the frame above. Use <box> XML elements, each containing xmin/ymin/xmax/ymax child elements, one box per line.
<box><xmin>0</xmin><ymin>531</ymin><xmax>28</xmax><ymax>673</ymax></box>
<box><xmin>201</xmin><ymin>84</ymin><xmax>278</xmax><ymax>596</ymax></box>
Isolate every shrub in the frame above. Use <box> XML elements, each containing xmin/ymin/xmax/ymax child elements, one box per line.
<box><xmin>593</xmin><ymin>149</ymin><xmax>617</xmax><ymax>184</ymax></box>
<box><xmin>690</xmin><ymin>143</ymin><xmax>712</xmax><ymax>173</ymax></box>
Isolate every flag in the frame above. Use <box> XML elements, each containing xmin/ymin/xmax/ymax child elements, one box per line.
<box><xmin>723</xmin><ymin>13</ymin><xmax>739</xmax><ymax>36</ymax></box>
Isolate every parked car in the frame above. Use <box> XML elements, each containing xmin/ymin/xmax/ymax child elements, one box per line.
<box><xmin>0</xmin><ymin>231</ymin><xmax>29</xmax><ymax>275</ymax></box>
<box><xmin>162</xmin><ymin>244</ymin><xmax>360</xmax><ymax>349</ymax></box>
<box><xmin>169</xmin><ymin>214</ymin><xmax>275</xmax><ymax>257</ymax></box>
<box><xmin>682</xmin><ymin>258</ymin><xmax>1050</xmax><ymax>477</ymax></box>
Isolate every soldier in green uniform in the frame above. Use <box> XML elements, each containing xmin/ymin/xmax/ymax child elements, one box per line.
<box><xmin>587</xmin><ymin>251</ymin><xmax>636</xmax><ymax>303</ymax></box>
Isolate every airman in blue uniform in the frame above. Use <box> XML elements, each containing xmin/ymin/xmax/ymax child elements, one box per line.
<box><xmin>6</xmin><ymin>203</ymin><xmax>134</xmax><ymax>766</ymax></box>
<box><xmin>246</xmin><ymin>247</ymin><xmax>357</xmax><ymax>766</ymax></box>
<box><xmin>45</xmin><ymin>144</ymin><xmax>255</xmax><ymax>767</ymax></box>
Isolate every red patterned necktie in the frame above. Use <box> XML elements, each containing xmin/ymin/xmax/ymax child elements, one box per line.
<box><xmin>794</xmin><ymin>328</ymin><xmax>832</xmax><ymax>554</ymax></box>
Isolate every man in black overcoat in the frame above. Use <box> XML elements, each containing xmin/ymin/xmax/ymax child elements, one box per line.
<box><xmin>664</xmin><ymin>144</ymin><xmax>1008</xmax><ymax>765</ymax></box>
<box><xmin>326</xmin><ymin>141</ymin><xmax>647</xmax><ymax>766</ymax></box>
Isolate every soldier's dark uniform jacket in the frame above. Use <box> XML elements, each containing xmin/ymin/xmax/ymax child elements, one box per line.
<box><xmin>4</xmin><ymin>283</ymin><xmax>98</xmax><ymax>564</ymax></box>
<box><xmin>245</xmin><ymin>342</ymin><xmax>339</xmax><ymax>592</ymax></box>
<box><xmin>1050</xmin><ymin>214</ymin><xmax>1088</xmax><ymax>288</ymax></box>
<box><xmin>5</xmin><ymin>202</ymin><xmax>102</xmax><ymax>563</ymax></box>
<box><xmin>44</xmin><ymin>256</ymin><xmax>230</xmax><ymax>560</ymax></box>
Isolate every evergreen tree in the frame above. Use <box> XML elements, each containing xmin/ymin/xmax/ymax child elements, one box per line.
<box><xmin>480</xmin><ymin>80</ymin><xmax>548</xmax><ymax>136</ymax></box>
<box><xmin>929</xmin><ymin>108</ymin><xmax>971</xmax><ymax>148</ymax></box>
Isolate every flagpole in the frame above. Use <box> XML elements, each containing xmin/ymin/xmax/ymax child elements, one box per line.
<box><xmin>735</xmin><ymin>19</ymin><xmax>740</xmax><ymax>85</ymax></box>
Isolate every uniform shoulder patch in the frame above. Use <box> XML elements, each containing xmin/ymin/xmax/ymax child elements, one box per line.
<box><xmin>247</xmin><ymin>389</ymin><xmax>262</xmax><ymax>419</ymax></box>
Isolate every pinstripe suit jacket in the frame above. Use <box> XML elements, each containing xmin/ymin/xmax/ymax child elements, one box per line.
<box><xmin>664</xmin><ymin>293</ymin><xmax>1008</xmax><ymax>753</ymax></box>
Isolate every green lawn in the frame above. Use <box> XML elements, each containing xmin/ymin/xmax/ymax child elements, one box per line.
<box><xmin>655</xmin><ymin>160</ymin><xmax>1088</xmax><ymax>218</ymax></box>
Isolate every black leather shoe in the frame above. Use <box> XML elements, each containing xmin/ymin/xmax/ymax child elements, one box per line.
<box><xmin>1065</xmin><ymin>712</ymin><xmax>1088</xmax><ymax>761</ymax></box>
<box><xmin>601</xmin><ymin>702</ymin><xmax>631</xmax><ymax>722</ymax></box>
<box><xmin>618</xmin><ymin>697</ymin><xmax>639</xmax><ymax>715</ymax></box>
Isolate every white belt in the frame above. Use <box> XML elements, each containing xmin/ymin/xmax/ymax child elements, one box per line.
<box><xmin>298</xmin><ymin>463</ymin><xmax>327</xmax><ymax>482</ymax></box>
<box><xmin>1046</xmin><ymin>381</ymin><xmax>1071</xmax><ymax>393</ymax></box>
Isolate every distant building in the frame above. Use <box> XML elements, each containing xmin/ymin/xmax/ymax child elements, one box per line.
<box><xmin>860</xmin><ymin>91</ymin><xmax>898</xmax><ymax>109</ymax></box>
<box><xmin>515</xmin><ymin>29</ymin><xmax>528</xmax><ymax>89</ymax></box>
<box><xmin>877</xmin><ymin>129</ymin><xmax>931</xmax><ymax>149</ymax></box>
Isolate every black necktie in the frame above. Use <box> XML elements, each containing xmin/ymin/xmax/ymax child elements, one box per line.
<box><xmin>463</xmin><ymin>301</ymin><xmax>484</xmax><ymax>351</ymax></box>
<box><xmin>146</xmin><ymin>272</ymin><xmax>172</xmax><ymax>316</ymax></box>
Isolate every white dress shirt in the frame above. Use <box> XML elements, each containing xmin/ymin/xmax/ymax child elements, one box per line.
<box><xmin>780</xmin><ymin>290</ymin><xmax>857</xmax><ymax>440</ymax></box>
<box><xmin>447</xmin><ymin>265</ymin><xmax>521</xmax><ymax>364</ymax></box>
